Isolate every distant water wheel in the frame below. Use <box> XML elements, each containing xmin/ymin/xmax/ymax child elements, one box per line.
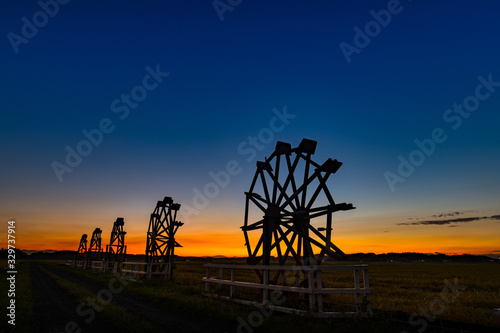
<box><xmin>75</xmin><ymin>234</ymin><xmax>87</xmax><ymax>262</ymax></box>
<box><xmin>241</xmin><ymin>139</ymin><xmax>355</xmax><ymax>284</ymax></box>
<box><xmin>87</xmin><ymin>228</ymin><xmax>103</xmax><ymax>262</ymax></box>
<box><xmin>105</xmin><ymin>217</ymin><xmax>127</xmax><ymax>263</ymax></box>
<box><xmin>145</xmin><ymin>196</ymin><xmax>184</xmax><ymax>277</ymax></box>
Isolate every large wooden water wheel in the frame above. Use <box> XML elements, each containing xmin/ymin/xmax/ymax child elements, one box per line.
<box><xmin>241</xmin><ymin>139</ymin><xmax>355</xmax><ymax>283</ymax></box>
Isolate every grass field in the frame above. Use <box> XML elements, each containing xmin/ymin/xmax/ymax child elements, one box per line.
<box><xmin>2</xmin><ymin>260</ymin><xmax>500</xmax><ymax>332</ymax></box>
<box><xmin>171</xmin><ymin>261</ymin><xmax>500</xmax><ymax>328</ymax></box>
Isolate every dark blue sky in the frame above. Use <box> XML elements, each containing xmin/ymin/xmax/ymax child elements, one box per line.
<box><xmin>1</xmin><ymin>0</ymin><xmax>499</xmax><ymax>255</ymax></box>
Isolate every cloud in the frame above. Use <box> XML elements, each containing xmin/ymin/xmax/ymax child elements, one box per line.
<box><xmin>405</xmin><ymin>210</ymin><xmax>477</xmax><ymax>223</ymax></box>
<box><xmin>432</xmin><ymin>211</ymin><xmax>462</xmax><ymax>218</ymax></box>
<box><xmin>397</xmin><ymin>214</ymin><xmax>500</xmax><ymax>226</ymax></box>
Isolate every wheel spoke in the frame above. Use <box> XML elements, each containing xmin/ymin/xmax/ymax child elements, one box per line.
<box><xmin>276</xmin><ymin>227</ymin><xmax>300</xmax><ymax>264</ymax></box>
<box><xmin>272</xmin><ymin>155</ymin><xmax>280</xmax><ymax>204</ymax></box>
<box><xmin>282</xmin><ymin>232</ymin><xmax>298</xmax><ymax>263</ymax></box>
<box><xmin>279</xmin><ymin>169</ymin><xmax>320</xmax><ymax>211</ymax></box>
<box><xmin>308</xmin><ymin>224</ymin><xmax>329</xmax><ymax>244</ymax></box>
<box><xmin>247</xmin><ymin>195</ymin><xmax>267</xmax><ymax>213</ymax></box>
<box><xmin>279</xmin><ymin>154</ymin><xmax>301</xmax><ymax>208</ymax></box>
<box><xmin>316</xmin><ymin>172</ymin><xmax>335</xmax><ymax>205</ymax></box>
<box><xmin>306</xmin><ymin>172</ymin><xmax>332</xmax><ymax>209</ymax></box>
<box><xmin>252</xmin><ymin>234</ymin><xmax>264</xmax><ymax>258</ymax></box>
<box><xmin>272</xmin><ymin>230</ymin><xmax>283</xmax><ymax>262</ymax></box>
<box><xmin>265</xmin><ymin>167</ymin><xmax>297</xmax><ymax>211</ymax></box>
<box><xmin>309</xmin><ymin>205</ymin><xmax>331</xmax><ymax>219</ymax></box>
<box><xmin>259</xmin><ymin>170</ymin><xmax>271</xmax><ymax>204</ymax></box>
<box><xmin>248</xmin><ymin>165</ymin><xmax>260</xmax><ymax>193</ymax></box>
<box><xmin>301</xmin><ymin>154</ymin><xmax>311</xmax><ymax>208</ymax></box>
<box><xmin>243</xmin><ymin>219</ymin><xmax>264</xmax><ymax>231</ymax></box>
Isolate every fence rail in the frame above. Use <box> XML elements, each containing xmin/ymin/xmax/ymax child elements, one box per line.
<box><xmin>121</xmin><ymin>262</ymin><xmax>171</xmax><ymax>281</ymax></box>
<box><xmin>91</xmin><ymin>260</ymin><xmax>104</xmax><ymax>271</ymax></box>
<box><xmin>74</xmin><ymin>260</ymin><xmax>86</xmax><ymax>269</ymax></box>
<box><xmin>203</xmin><ymin>263</ymin><xmax>372</xmax><ymax>318</ymax></box>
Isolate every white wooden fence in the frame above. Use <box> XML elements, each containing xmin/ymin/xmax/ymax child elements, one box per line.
<box><xmin>74</xmin><ymin>260</ymin><xmax>86</xmax><ymax>269</ymax></box>
<box><xmin>89</xmin><ymin>260</ymin><xmax>120</xmax><ymax>272</ymax></box>
<box><xmin>91</xmin><ymin>260</ymin><xmax>104</xmax><ymax>271</ymax></box>
<box><xmin>121</xmin><ymin>262</ymin><xmax>171</xmax><ymax>281</ymax></box>
<box><xmin>203</xmin><ymin>263</ymin><xmax>372</xmax><ymax>318</ymax></box>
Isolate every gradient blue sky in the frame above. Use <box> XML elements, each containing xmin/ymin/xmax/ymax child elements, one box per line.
<box><xmin>1</xmin><ymin>0</ymin><xmax>499</xmax><ymax>256</ymax></box>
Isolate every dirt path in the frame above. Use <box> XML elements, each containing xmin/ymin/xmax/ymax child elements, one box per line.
<box><xmin>30</xmin><ymin>262</ymin><xmax>117</xmax><ymax>333</ymax></box>
<box><xmin>37</xmin><ymin>262</ymin><xmax>236</xmax><ymax>333</ymax></box>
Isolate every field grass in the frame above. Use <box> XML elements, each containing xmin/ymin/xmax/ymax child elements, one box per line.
<box><xmin>48</xmin><ymin>260</ymin><xmax>500</xmax><ymax>332</ymax></box>
<box><xmin>367</xmin><ymin>262</ymin><xmax>500</xmax><ymax>327</ymax></box>
<box><xmin>38</xmin><ymin>264</ymin><xmax>159</xmax><ymax>333</ymax></box>
<box><xmin>2</xmin><ymin>259</ymin><xmax>500</xmax><ymax>332</ymax></box>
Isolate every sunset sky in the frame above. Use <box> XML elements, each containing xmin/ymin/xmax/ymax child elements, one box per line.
<box><xmin>1</xmin><ymin>1</ymin><xmax>499</xmax><ymax>258</ymax></box>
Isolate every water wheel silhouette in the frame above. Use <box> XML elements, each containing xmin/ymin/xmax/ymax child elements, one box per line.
<box><xmin>241</xmin><ymin>139</ymin><xmax>355</xmax><ymax>284</ymax></box>
<box><xmin>145</xmin><ymin>197</ymin><xmax>183</xmax><ymax>275</ymax></box>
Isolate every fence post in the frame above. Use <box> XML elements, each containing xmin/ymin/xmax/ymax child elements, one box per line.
<box><xmin>230</xmin><ymin>268</ymin><xmax>235</xmax><ymax>298</ymax></box>
<box><xmin>308</xmin><ymin>267</ymin><xmax>315</xmax><ymax>312</ymax></box>
<box><xmin>316</xmin><ymin>268</ymin><xmax>323</xmax><ymax>313</ymax></box>
<box><xmin>164</xmin><ymin>263</ymin><xmax>169</xmax><ymax>281</ymax></box>
<box><xmin>354</xmin><ymin>269</ymin><xmax>361</xmax><ymax>313</ymax></box>
<box><xmin>362</xmin><ymin>267</ymin><xmax>372</xmax><ymax>315</ymax></box>
<box><xmin>205</xmin><ymin>265</ymin><xmax>211</xmax><ymax>294</ymax></box>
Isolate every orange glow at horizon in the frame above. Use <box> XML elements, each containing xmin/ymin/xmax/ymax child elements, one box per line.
<box><xmin>10</xmin><ymin>225</ymin><xmax>500</xmax><ymax>257</ymax></box>
<box><xmin>4</xmin><ymin>206</ymin><xmax>499</xmax><ymax>257</ymax></box>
